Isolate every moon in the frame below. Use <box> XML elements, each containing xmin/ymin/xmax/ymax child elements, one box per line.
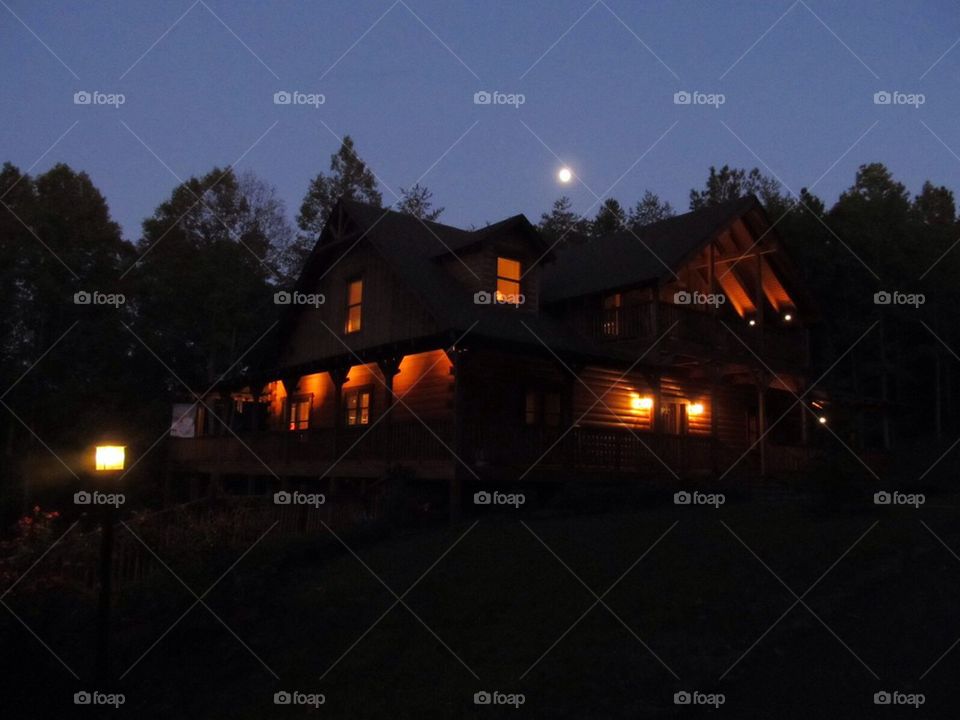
<box><xmin>558</xmin><ymin>167</ymin><xmax>573</xmax><ymax>183</ymax></box>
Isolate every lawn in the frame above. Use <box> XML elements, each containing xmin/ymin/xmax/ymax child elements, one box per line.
<box><xmin>3</xmin><ymin>492</ymin><xmax>959</xmax><ymax>718</ymax></box>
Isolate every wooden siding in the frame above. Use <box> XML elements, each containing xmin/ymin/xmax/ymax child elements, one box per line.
<box><xmin>439</xmin><ymin>232</ymin><xmax>541</xmax><ymax>313</ymax></box>
<box><xmin>392</xmin><ymin>349</ymin><xmax>454</xmax><ymax>421</ymax></box>
<box><xmin>279</xmin><ymin>243</ymin><xmax>439</xmax><ymax>367</ymax></box>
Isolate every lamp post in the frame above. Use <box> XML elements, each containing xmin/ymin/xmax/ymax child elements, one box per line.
<box><xmin>94</xmin><ymin>443</ymin><xmax>124</xmax><ymax>683</ymax></box>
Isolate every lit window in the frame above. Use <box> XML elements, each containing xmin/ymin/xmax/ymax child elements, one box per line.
<box><xmin>343</xmin><ymin>388</ymin><xmax>371</xmax><ymax>426</ymax></box>
<box><xmin>496</xmin><ymin>257</ymin><xmax>521</xmax><ymax>304</ymax></box>
<box><xmin>345</xmin><ymin>277</ymin><xmax>363</xmax><ymax>333</ymax></box>
<box><xmin>288</xmin><ymin>395</ymin><xmax>311</xmax><ymax>431</ymax></box>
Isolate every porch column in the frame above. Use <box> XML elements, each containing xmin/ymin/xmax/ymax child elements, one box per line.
<box><xmin>756</xmin><ymin>374</ymin><xmax>767</xmax><ymax>477</ymax></box>
<box><xmin>328</xmin><ymin>366</ymin><xmax>350</xmax><ymax>457</ymax></box>
<box><xmin>710</xmin><ymin>362</ymin><xmax>720</xmax><ymax>475</ymax></box>
<box><xmin>799</xmin><ymin>384</ymin><xmax>809</xmax><ymax>446</ymax></box>
<box><xmin>251</xmin><ymin>382</ymin><xmax>268</xmax><ymax>432</ymax></box>
<box><xmin>449</xmin><ymin>346</ymin><xmax>468</xmax><ymax>524</ymax></box>
<box><xmin>376</xmin><ymin>355</ymin><xmax>403</xmax><ymax>419</ymax></box>
<box><xmin>561</xmin><ymin>359</ymin><xmax>583</xmax><ymax>469</ymax></box>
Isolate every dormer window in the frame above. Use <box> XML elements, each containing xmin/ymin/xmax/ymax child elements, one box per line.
<box><xmin>345</xmin><ymin>277</ymin><xmax>363</xmax><ymax>333</ymax></box>
<box><xmin>496</xmin><ymin>257</ymin><xmax>521</xmax><ymax>304</ymax></box>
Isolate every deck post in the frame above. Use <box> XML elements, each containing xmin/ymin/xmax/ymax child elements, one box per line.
<box><xmin>328</xmin><ymin>365</ymin><xmax>350</xmax><ymax>457</ymax></box>
<box><xmin>449</xmin><ymin>346</ymin><xmax>468</xmax><ymax>524</ymax></box>
<box><xmin>757</xmin><ymin>376</ymin><xmax>767</xmax><ymax>477</ymax></box>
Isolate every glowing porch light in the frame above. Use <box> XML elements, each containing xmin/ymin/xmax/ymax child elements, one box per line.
<box><xmin>630</xmin><ymin>394</ymin><xmax>653</xmax><ymax>411</ymax></box>
<box><xmin>748</xmin><ymin>318</ymin><xmax>757</xmax><ymax>327</ymax></box>
<box><xmin>783</xmin><ymin>313</ymin><xmax>793</xmax><ymax>322</ymax></box>
<box><xmin>95</xmin><ymin>445</ymin><xmax>125</xmax><ymax>471</ymax></box>
<box><xmin>818</xmin><ymin>416</ymin><xmax>827</xmax><ymax>425</ymax></box>
<box><xmin>688</xmin><ymin>402</ymin><xmax>704</xmax><ymax>416</ymax></box>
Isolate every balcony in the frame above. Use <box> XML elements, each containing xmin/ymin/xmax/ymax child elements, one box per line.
<box><xmin>581</xmin><ymin>302</ymin><xmax>808</xmax><ymax>369</ymax></box>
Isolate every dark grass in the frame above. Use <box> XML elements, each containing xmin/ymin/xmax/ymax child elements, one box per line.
<box><xmin>2</xmin><ymin>496</ymin><xmax>960</xmax><ymax>718</ymax></box>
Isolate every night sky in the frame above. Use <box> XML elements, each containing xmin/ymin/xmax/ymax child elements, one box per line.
<box><xmin>2</xmin><ymin>0</ymin><xmax>958</xmax><ymax>239</ymax></box>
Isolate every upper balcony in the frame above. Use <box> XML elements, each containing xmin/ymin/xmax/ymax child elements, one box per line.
<box><xmin>576</xmin><ymin>301</ymin><xmax>809</xmax><ymax>370</ymax></box>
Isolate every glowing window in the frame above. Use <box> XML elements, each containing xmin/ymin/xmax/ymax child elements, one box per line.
<box><xmin>345</xmin><ymin>277</ymin><xmax>363</xmax><ymax>333</ymax></box>
<box><xmin>287</xmin><ymin>395</ymin><xmax>311</xmax><ymax>431</ymax></box>
<box><xmin>343</xmin><ymin>388</ymin><xmax>371</xmax><ymax>426</ymax></box>
<box><xmin>496</xmin><ymin>257</ymin><xmax>521</xmax><ymax>304</ymax></box>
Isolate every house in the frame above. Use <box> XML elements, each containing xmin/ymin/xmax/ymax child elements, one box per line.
<box><xmin>166</xmin><ymin>195</ymin><xmax>819</xmax><ymax>514</ymax></box>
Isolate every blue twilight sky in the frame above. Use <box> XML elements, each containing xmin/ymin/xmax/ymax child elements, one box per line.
<box><xmin>1</xmin><ymin>0</ymin><xmax>959</xmax><ymax>242</ymax></box>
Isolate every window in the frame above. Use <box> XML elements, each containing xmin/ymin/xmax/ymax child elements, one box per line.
<box><xmin>496</xmin><ymin>257</ymin><xmax>521</xmax><ymax>304</ymax></box>
<box><xmin>345</xmin><ymin>277</ymin><xmax>363</xmax><ymax>333</ymax></box>
<box><xmin>602</xmin><ymin>293</ymin><xmax>622</xmax><ymax>336</ymax></box>
<box><xmin>287</xmin><ymin>395</ymin><xmax>311</xmax><ymax>431</ymax></box>
<box><xmin>525</xmin><ymin>389</ymin><xmax>562</xmax><ymax>427</ymax></box>
<box><xmin>662</xmin><ymin>402</ymin><xmax>688</xmax><ymax>435</ymax></box>
<box><xmin>343</xmin><ymin>388</ymin><xmax>372</xmax><ymax>426</ymax></box>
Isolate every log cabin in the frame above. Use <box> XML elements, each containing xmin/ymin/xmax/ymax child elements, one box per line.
<box><xmin>166</xmin><ymin>195</ymin><xmax>820</xmax><ymax>511</ymax></box>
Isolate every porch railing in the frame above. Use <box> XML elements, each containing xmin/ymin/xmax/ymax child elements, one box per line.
<box><xmin>581</xmin><ymin>302</ymin><xmax>808</xmax><ymax>368</ymax></box>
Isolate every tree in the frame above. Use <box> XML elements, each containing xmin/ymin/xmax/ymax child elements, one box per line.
<box><xmin>133</xmin><ymin>167</ymin><xmax>288</xmax><ymax>389</ymax></box>
<box><xmin>912</xmin><ymin>181</ymin><xmax>956</xmax><ymax>226</ymax></box>
<box><xmin>296</xmin><ymin>136</ymin><xmax>382</xmax><ymax>237</ymax></box>
<box><xmin>538</xmin><ymin>196</ymin><xmax>588</xmax><ymax>246</ymax></box>
<box><xmin>627</xmin><ymin>190</ymin><xmax>674</xmax><ymax>230</ymax></box>
<box><xmin>395</xmin><ymin>183</ymin><xmax>444</xmax><ymax>221</ymax></box>
<box><xmin>591</xmin><ymin>198</ymin><xmax>627</xmax><ymax>237</ymax></box>
<box><xmin>689</xmin><ymin>165</ymin><xmax>790</xmax><ymax>217</ymax></box>
<box><xmin>0</xmin><ymin>163</ymin><xmax>136</xmax><ymax>519</ymax></box>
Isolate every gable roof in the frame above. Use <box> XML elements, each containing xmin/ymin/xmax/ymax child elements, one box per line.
<box><xmin>278</xmin><ymin>200</ymin><xmax>595</xmax><ymax>365</ymax></box>
<box><xmin>541</xmin><ymin>195</ymin><xmax>761</xmax><ymax>302</ymax></box>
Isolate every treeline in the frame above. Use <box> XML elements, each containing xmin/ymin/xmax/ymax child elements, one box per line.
<box><xmin>1</xmin><ymin>135</ymin><xmax>958</xmax><ymax>524</ymax></box>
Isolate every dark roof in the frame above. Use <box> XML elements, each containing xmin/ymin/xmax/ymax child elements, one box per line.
<box><xmin>258</xmin><ymin>195</ymin><xmax>777</xmax><ymax>383</ymax></box>
<box><xmin>296</xmin><ymin>201</ymin><xmax>595</xmax><ymax>358</ymax></box>
<box><xmin>541</xmin><ymin>195</ymin><xmax>761</xmax><ymax>302</ymax></box>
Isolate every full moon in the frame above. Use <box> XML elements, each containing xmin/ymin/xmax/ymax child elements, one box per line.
<box><xmin>558</xmin><ymin>167</ymin><xmax>573</xmax><ymax>183</ymax></box>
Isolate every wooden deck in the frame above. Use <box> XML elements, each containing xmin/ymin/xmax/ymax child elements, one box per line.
<box><xmin>581</xmin><ymin>302</ymin><xmax>809</xmax><ymax>369</ymax></box>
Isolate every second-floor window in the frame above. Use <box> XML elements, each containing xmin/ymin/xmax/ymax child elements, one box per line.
<box><xmin>343</xmin><ymin>388</ymin><xmax>371</xmax><ymax>426</ymax></box>
<box><xmin>496</xmin><ymin>257</ymin><xmax>521</xmax><ymax>304</ymax></box>
<box><xmin>345</xmin><ymin>277</ymin><xmax>363</xmax><ymax>333</ymax></box>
